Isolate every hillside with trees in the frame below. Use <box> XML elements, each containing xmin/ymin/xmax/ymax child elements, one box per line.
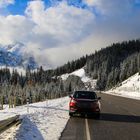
<box><xmin>0</xmin><ymin>39</ymin><xmax>140</xmax><ymax>108</ymax></box>
<box><xmin>86</xmin><ymin>40</ymin><xmax>140</xmax><ymax>90</ymax></box>
<box><xmin>50</xmin><ymin>39</ymin><xmax>140</xmax><ymax>90</ymax></box>
<box><xmin>0</xmin><ymin>66</ymin><xmax>85</xmax><ymax>109</ymax></box>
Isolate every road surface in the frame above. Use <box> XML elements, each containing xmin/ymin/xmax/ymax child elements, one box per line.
<box><xmin>60</xmin><ymin>93</ymin><xmax>140</xmax><ymax>140</ymax></box>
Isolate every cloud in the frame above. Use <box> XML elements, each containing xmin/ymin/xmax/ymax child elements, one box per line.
<box><xmin>84</xmin><ymin>0</ymin><xmax>134</xmax><ymax>16</ymax></box>
<box><xmin>0</xmin><ymin>15</ymin><xmax>33</xmax><ymax>45</ymax></box>
<box><xmin>23</xmin><ymin>0</ymin><xmax>95</xmax><ymax>67</ymax></box>
<box><xmin>25</xmin><ymin>1</ymin><xmax>95</xmax><ymax>48</ymax></box>
<box><xmin>0</xmin><ymin>0</ymin><xmax>140</xmax><ymax>68</ymax></box>
<box><xmin>0</xmin><ymin>0</ymin><xmax>14</xmax><ymax>8</ymax></box>
<box><xmin>0</xmin><ymin>1</ymin><xmax>95</xmax><ymax>46</ymax></box>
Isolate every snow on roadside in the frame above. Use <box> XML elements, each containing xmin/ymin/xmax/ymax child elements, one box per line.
<box><xmin>0</xmin><ymin>96</ymin><xmax>69</xmax><ymax>140</ymax></box>
<box><xmin>106</xmin><ymin>73</ymin><xmax>140</xmax><ymax>100</ymax></box>
<box><xmin>0</xmin><ymin>124</ymin><xmax>20</xmax><ymax>140</ymax></box>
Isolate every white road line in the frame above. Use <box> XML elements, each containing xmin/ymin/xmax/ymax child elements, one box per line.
<box><xmin>85</xmin><ymin>118</ymin><xmax>91</xmax><ymax>140</ymax></box>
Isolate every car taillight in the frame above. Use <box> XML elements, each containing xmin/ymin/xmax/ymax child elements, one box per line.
<box><xmin>70</xmin><ymin>99</ymin><xmax>77</xmax><ymax>107</ymax></box>
<box><xmin>95</xmin><ymin>105</ymin><xmax>100</xmax><ymax>111</ymax></box>
<box><xmin>92</xmin><ymin>102</ymin><xmax>100</xmax><ymax>110</ymax></box>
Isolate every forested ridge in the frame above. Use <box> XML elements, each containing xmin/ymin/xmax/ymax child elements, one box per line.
<box><xmin>0</xmin><ymin>39</ymin><xmax>140</xmax><ymax>108</ymax></box>
<box><xmin>0</xmin><ymin>67</ymin><xmax>84</xmax><ymax>108</ymax></box>
<box><xmin>51</xmin><ymin>39</ymin><xmax>140</xmax><ymax>90</ymax></box>
<box><xmin>86</xmin><ymin>39</ymin><xmax>140</xmax><ymax>90</ymax></box>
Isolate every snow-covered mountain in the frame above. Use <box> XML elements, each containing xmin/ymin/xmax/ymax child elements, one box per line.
<box><xmin>0</xmin><ymin>43</ymin><xmax>38</xmax><ymax>69</ymax></box>
<box><xmin>107</xmin><ymin>73</ymin><xmax>140</xmax><ymax>100</ymax></box>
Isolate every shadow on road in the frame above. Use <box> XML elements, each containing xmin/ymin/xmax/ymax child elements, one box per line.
<box><xmin>100</xmin><ymin>113</ymin><xmax>140</xmax><ymax>123</ymax></box>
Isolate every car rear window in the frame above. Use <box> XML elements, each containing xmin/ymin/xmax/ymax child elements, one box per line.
<box><xmin>73</xmin><ymin>91</ymin><xmax>97</xmax><ymax>99</ymax></box>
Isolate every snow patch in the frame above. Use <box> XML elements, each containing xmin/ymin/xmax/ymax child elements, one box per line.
<box><xmin>61</xmin><ymin>68</ymin><xmax>96</xmax><ymax>82</ymax></box>
<box><xmin>71</xmin><ymin>68</ymin><xmax>91</xmax><ymax>83</ymax></box>
<box><xmin>0</xmin><ymin>97</ymin><xmax>69</xmax><ymax>140</ymax></box>
<box><xmin>61</xmin><ymin>68</ymin><xmax>97</xmax><ymax>89</ymax></box>
<box><xmin>107</xmin><ymin>73</ymin><xmax>140</xmax><ymax>100</ymax></box>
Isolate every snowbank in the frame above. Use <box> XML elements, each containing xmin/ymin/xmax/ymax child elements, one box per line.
<box><xmin>107</xmin><ymin>73</ymin><xmax>140</xmax><ymax>100</ymax></box>
<box><xmin>0</xmin><ymin>97</ymin><xmax>69</xmax><ymax>140</ymax></box>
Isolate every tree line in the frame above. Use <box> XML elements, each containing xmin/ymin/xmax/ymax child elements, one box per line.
<box><xmin>86</xmin><ymin>39</ymin><xmax>140</xmax><ymax>90</ymax></box>
<box><xmin>1</xmin><ymin>39</ymin><xmax>140</xmax><ymax>108</ymax></box>
<box><xmin>0</xmin><ymin>66</ymin><xmax>85</xmax><ymax>109</ymax></box>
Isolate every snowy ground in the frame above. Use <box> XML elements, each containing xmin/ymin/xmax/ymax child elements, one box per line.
<box><xmin>0</xmin><ymin>97</ymin><xmax>69</xmax><ymax>140</ymax></box>
<box><xmin>106</xmin><ymin>73</ymin><xmax>140</xmax><ymax>100</ymax></box>
<box><xmin>1</xmin><ymin>70</ymin><xmax>140</xmax><ymax>139</ymax></box>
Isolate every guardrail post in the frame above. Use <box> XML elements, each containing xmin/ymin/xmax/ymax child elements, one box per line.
<box><xmin>0</xmin><ymin>96</ymin><xmax>3</xmax><ymax>110</ymax></box>
<box><xmin>27</xmin><ymin>98</ymin><xmax>29</xmax><ymax>113</ymax></box>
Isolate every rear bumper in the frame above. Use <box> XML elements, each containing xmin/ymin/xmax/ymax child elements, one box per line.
<box><xmin>69</xmin><ymin>108</ymin><xmax>100</xmax><ymax>115</ymax></box>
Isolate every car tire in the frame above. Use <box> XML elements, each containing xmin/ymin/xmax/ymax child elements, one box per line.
<box><xmin>69</xmin><ymin>112</ymin><xmax>73</xmax><ymax>117</ymax></box>
<box><xmin>95</xmin><ymin>113</ymin><xmax>100</xmax><ymax>119</ymax></box>
<box><xmin>81</xmin><ymin>113</ymin><xmax>85</xmax><ymax>118</ymax></box>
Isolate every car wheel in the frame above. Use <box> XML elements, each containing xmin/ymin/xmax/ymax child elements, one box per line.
<box><xmin>81</xmin><ymin>113</ymin><xmax>85</xmax><ymax>118</ymax></box>
<box><xmin>69</xmin><ymin>112</ymin><xmax>73</xmax><ymax>117</ymax></box>
<box><xmin>95</xmin><ymin>113</ymin><xmax>100</xmax><ymax>119</ymax></box>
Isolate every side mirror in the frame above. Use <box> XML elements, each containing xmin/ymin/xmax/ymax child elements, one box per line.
<box><xmin>98</xmin><ymin>97</ymin><xmax>101</xmax><ymax>100</ymax></box>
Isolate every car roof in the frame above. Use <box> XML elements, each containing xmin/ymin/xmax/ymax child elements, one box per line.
<box><xmin>74</xmin><ymin>90</ymin><xmax>96</xmax><ymax>93</ymax></box>
<box><xmin>74</xmin><ymin>90</ymin><xmax>95</xmax><ymax>92</ymax></box>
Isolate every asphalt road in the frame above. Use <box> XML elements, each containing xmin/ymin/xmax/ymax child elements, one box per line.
<box><xmin>60</xmin><ymin>93</ymin><xmax>140</xmax><ymax>140</ymax></box>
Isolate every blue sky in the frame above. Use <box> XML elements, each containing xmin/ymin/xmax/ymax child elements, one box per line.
<box><xmin>0</xmin><ymin>0</ymin><xmax>140</xmax><ymax>68</ymax></box>
<box><xmin>7</xmin><ymin>0</ymin><xmax>90</xmax><ymax>15</ymax></box>
<box><xmin>6</xmin><ymin>0</ymin><xmax>140</xmax><ymax>15</ymax></box>
<box><xmin>7</xmin><ymin>0</ymin><xmax>28</xmax><ymax>15</ymax></box>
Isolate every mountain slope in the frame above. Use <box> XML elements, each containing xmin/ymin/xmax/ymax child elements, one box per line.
<box><xmin>85</xmin><ymin>39</ymin><xmax>140</xmax><ymax>90</ymax></box>
<box><xmin>50</xmin><ymin>39</ymin><xmax>140</xmax><ymax>91</ymax></box>
<box><xmin>0</xmin><ymin>43</ymin><xmax>38</xmax><ymax>69</ymax></box>
<box><xmin>107</xmin><ymin>73</ymin><xmax>140</xmax><ymax>99</ymax></box>
<box><xmin>0</xmin><ymin>39</ymin><xmax>140</xmax><ymax>93</ymax></box>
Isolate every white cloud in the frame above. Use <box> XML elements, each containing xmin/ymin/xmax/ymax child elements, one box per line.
<box><xmin>0</xmin><ymin>0</ymin><xmax>140</xmax><ymax>68</ymax></box>
<box><xmin>84</xmin><ymin>0</ymin><xmax>133</xmax><ymax>16</ymax></box>
<box><xmin>25</xmin><ymin>1</ymin><xmax>95</xmax><ymax>48</ymax></box>
<box><xmin>0</xmin><ymin>1</ymin><xmax>95</xmax><ymax>46</ymax></box>
<box><xmin>0</xmin><ymin>0</ymin><xmax>14</xmax><ymax>8</ymax></box>
<box><xmin>0</xmin><ymin>0</ymin><xmax>95</xmax><ymax>67</ymax></box>
<box><xmin>0</xmin><ymin>15</ymin><xmax>33</xmax><ymax>45</ymax></box>
<box><xmin>84</xmin><ymin>0</ymin><xmax>96</xmax><ymax>6</ymax></box>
